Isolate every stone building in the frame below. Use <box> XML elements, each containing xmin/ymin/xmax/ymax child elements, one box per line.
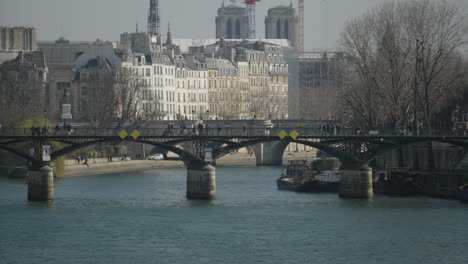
<box><xmin>205</xmin><ymin>58</ymin><xmax>243</xmax><ymax>120</ymax></box>
<box><xmin>215</xmin><ymin>3</ymin><xmax>248</xmax><ymax>39</ymax></box>
<box><xmin>121</xmin><ymin>31</ymin><xmax>209</xmax><ymax>121</ymax></box>
<box><xmin>266</xmin><ymin>45</ymin><xmax>288</xmax><ymax>119</ymax></box>
<box><xmin>265</xmin><ymin>5</ymin><xmax>299</xmax><ymax>49</ymax></box>
<box><xmin>243</xmin><ymin>48</ymin><xmax>271</xmax><ymax>120</ymax></box>
<box><xmin>39</xmin><ymin>38</ymin><xmax>123</xmax><ymax>121</ymax></box>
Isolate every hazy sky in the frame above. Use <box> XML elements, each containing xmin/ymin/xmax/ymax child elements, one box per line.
<box><xmin>1</xmin><ymin>0</ymin><xmax>467</xmax><ymax>51</ymax></box>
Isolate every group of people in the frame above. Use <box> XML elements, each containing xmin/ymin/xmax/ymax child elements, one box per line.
<box><xmin>75</xmin><ymin>154</ymin><xmax>89</xmax><ymax>167</ymax></box>
<box><xmin>31</xmin><ymin>126</ymin><xmax>48</xmax><ymax>136</ymax></box>
<box><xmin>163</xmin><ymin>122</ymin><xmax>225</xmax><ymax>136</ymax></box>
<box><xmin>320</xmin><ymin>123</ymin><xmax>342</xmax><ymax>135</ymax></box>
<box><xmin>55</xmin><ymin>123</ymin><xmax>73</xmax><ymax>135</ymax></box>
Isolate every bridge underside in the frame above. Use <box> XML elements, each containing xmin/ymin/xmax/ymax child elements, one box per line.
<box><xmin>1</xmin><ymin>134</ymin><xmax>468</xmax><ymax>201</ymax></box>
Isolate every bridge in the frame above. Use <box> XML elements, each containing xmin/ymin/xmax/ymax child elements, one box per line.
<box><xmin>1</xmin><ymin>122</ymin><xmax>467</xmax><ymax>202</ymax></box>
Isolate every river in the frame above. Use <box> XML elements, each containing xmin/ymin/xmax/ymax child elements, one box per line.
<box><xmin>1</xmin><ymin>166</ymin><xmax>468</xmax><ymax>264</ymax></box>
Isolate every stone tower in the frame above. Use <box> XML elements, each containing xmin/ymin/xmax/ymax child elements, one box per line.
<box><xmin>215</xmin><ymin>3</ymin><xmax>248</xmax><ymax>39</ymax></box>
<box><xmin>265</xmin><ymin>4</ymin><xmax>298</xmax><ymax>48</ymax></box>
<box><xmin>148</xmin><ymin>0</ymin><xmax>160</xmax><ymax>35</ymax></box>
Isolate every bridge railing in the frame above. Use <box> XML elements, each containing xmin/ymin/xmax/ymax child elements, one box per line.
<box><xmin>0</xmin><ymin>127</ymin><xmax>461</xmax><ymax>138</ymax></box>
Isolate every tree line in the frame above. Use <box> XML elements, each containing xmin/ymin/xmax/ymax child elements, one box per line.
<box><xmin>339</xmin><ymin>0</ymin><xmax>468</xmax><ymax>134</ymax></box>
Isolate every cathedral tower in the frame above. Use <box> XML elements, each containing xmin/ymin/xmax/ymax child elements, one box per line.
<box><xmin>265</xmin><ymin>4</ymin><xmax>298</xmax><ymax>48</ymax></box>
<box><xmin>215</xmin><ymin>3</ymin><xmax>248</xmax><ymax>39</ymax></box>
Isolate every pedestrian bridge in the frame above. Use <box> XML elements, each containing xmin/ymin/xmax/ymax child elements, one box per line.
<box><xmin>1</xmin><ymin>125</ymin><xmax>467</xmax><ymax>202</ymax></box>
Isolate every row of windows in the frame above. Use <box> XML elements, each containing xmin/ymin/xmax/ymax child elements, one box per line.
<box><xmin>269</xmin><ymin>86</ymin><xmax>288</xmax><ymax>93</ymax></box>
<box><xmin>143</xmin><ymin>89</ymin><xmax>208</xmax><ymax>104</ymax></box>
<box><xmin>250</xmin><ymin>64</ymin><xmax>269</xmax><ymax>75</ymax></box>
<box><xmin>209</xmin><ymin>80</ymin><xmax>249</xmax><ymax>90</ymax></box>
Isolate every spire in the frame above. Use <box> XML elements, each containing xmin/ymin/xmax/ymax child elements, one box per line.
<box><xmin>165</xmin><ymin>22</ymin><xmax>173</xmax><ymax>46</ymax></box>
<box><xmin>148</xmin><ymin>0</ymin><xmax>160</xmax><ymax>35</ymax></box>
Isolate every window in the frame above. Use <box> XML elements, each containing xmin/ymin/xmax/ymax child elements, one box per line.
<box><xmin>81</xmin><ymin>86</ymin><xmax>88</xmax><ymax>97</ymax></box>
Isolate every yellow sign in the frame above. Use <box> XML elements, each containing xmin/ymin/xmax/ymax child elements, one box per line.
<box><xmin>278</xmin><ymin>130</ymin><xmax>287</xmax><ymax>140</ymax></box>
<box><xmin>290</xmin><ymin>130</ymin><xmax>299</xmax><ymax>140</ymax></box>
<box><xmin>118</xmin><ymin>130</ymin><xmax>128</xmax><ymax>140</ymax></box>
<box><xmin>295</xmin><ymin>123</ymin><xmax>305</xmax><ymax>128</ymax></box>
<box><xmin>131</xmin><ymin>130</ymin><xmax>140</xmax><ymax>140</ymax></box>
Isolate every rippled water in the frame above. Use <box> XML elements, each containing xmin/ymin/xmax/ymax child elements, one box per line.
<box><xmin>1</xmin><ymin>167</ymin><xmax>468</xmax><ymax>264</ymax></box>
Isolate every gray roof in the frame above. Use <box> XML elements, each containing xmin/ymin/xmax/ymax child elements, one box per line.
<box><xmin>173</xmin><ymin>39</ymin><xmax>290</xmax><ymax>53</ymax></box>
<box><xmin>206</xmin><ymin>58</ymin><xmax>238</xmax><ymax>77</ymax></box>
<box><xmin>0</xmin><ymin>52</ymin><xmax>19</xmax><ymax>66</ymax></box>
<box><xmin>38</xmin><ymin>43</ymin><xmax>89</xmax><ymax>65</ymax></box>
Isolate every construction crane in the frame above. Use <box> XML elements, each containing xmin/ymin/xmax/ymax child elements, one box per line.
<box><xmin>298</xmin><ymin>0</ymin><xmax>304</xmax><ymax>53</ymax></box>
<box><xmin>244</xmin><ymin>0</ymin><xmax>260</xmax><ymax>39</ymax></box>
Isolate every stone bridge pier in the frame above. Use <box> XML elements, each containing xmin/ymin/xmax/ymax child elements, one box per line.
<box><xmin>186</xmin><ymin>163</ymin><xmax>216</xmax><ymax>200</ymax></box>
<box><xmin>338</xmin><ymin>165</ymin><xmax>373</xmax><ymax>199</ymax></box>
<box><xmin>251</xmin><ymin>141</ymin><xmax>289</xmax><ymax>166</ymax></box>
<box><xmin>27</xmin><ymin>165</ymin><xmax>54</xmax><ymax>201</ymax></box>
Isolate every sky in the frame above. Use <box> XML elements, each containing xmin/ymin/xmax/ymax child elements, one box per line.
<box><xmin>1</xmin><ymin>0</ymin><xmax>467</xmax><ymax>52</ymax></box>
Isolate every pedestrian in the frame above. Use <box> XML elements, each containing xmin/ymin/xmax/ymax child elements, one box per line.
<box><xmin>83</xmin><ymin>155</ymin><xmax>89</xmax><ymax>167</ymax></box>
<box><xmin>243</xmin><ymin>123</ymin><xmax>247</xmax><ymax>136</ymax></box>
<box><xmin>66</xmin><ymin>123</ymin><xmax>72</xmax><ymax>135</ymax></box>
<box><xmin>55</xmin><ymin>123</ymin><xmax>60</xmax><ymax>135</ymax></box>
<box><xmin>217</xmin><ymin>123</ymin><xmax>222</xmax><ymax>136</ymax></box>
<box><xmin>198</xmin><ymin>122</ymin><xmax>203</xmax><ymax>135</ymax></box>
<box><xmin>205</xmin><ymin>123</ymin><xmax>210</xmax><ymax>135</ymax></box>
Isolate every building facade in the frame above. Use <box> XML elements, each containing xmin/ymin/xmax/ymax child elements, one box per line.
<box><xmin>266</xmin><ymin>45</ymin><xmax>289</xmax><ymax>119</ymax></box>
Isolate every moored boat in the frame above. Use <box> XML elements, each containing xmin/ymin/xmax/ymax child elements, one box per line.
<box><xmin>276</xmin><ymin>160</ymin><xmax>341</xmax><ymax>193</ymax></box>
<box><xmin>373</xmin><ymin>168</ymin><xmax>420</xmax><ymax>196</ymax></box>
<box><xmin>458</xmin><ymin>184</ymin><xmax>468</xmax><ymax>203</ymax></box>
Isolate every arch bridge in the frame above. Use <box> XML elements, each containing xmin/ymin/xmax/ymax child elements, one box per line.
<box><xmin>1</xmin><ymin>126</ymin><xmax>467</xmax><ymax>201</ymax></box>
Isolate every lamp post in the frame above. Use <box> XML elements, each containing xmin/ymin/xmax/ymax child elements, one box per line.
<box><xmin>413</xmin><ymin>38</ymin><xmax>424</xmax><ymax>136</ymax></box>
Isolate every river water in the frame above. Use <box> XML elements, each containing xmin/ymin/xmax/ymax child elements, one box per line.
<box><xmin>1</xmin><ymin>166</ymin><xmax>468</xmax><ymax>264</ymax></box>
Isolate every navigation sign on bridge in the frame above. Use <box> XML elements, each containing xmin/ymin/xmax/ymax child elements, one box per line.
<box><xmin>278</xmin><ymin>130</ymin><xmax>287</xmax><ymax>140</ymax></box>
<box><xmin>290</xmin><ymin>130</ymin><xmax>299</xmax><ymax>140</ymax></box>
<box><xmin>131</xmin><ymin>130</ymin><xmax>140</xmax><ymax>140</ymax></box>
<box><xmin>119</xmin><ymin>130</ymin><xmax>128</xmax><ymax>140</ymax></box>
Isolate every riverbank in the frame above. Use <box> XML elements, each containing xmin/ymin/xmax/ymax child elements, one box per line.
<box><xmin>63</xmin><ymin>151</ymin><xmax>312</xmax><ymax>177</ymax></box>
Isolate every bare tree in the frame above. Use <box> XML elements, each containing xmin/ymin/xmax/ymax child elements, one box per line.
<box><xmin>402</xmin><ymin>0</ymin><xmax>468</xmax><ymax>131</ymax></box>
<box><xmin>113</xmin><ymin>70</ymin><xmax>145</xmax><ymax>128</ymax></box>
<box><xmin>0</xmin><ymin>63</ymin><xmax>45</xmax><ymax>126</ymax></box>
<box><xmin>80</xmin><ymin>70</ymin><xmax>115</xmax><ymax>127</ymax></box>
<box><xmin>340</xmin><ymin>0</ymin><xmax>468</xmax><ymax>132</ymax></box>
